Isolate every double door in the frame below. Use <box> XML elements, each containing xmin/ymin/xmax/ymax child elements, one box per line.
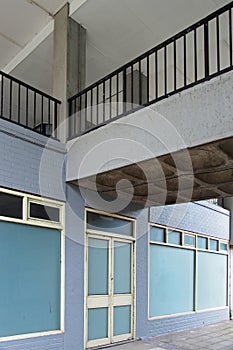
<box><xmin>86</xmin><ymin>235</ymin><xmax>134</xmax><ymax>348</ymax></box>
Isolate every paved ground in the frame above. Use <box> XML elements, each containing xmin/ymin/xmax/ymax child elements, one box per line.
<box><xmin>105</xmin><ymin>321</ymin><xmax>233</xmax><ymax>350</ymax></box>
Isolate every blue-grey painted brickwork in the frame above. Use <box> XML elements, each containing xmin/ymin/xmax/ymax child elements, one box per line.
<box><xmin>0</xmin><ymin>119</ymin><xmax>66</xmax><ymax>201</ymax></box>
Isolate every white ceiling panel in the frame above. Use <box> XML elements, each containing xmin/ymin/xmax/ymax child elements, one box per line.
<box><xmin>0</xmin><ymin>36</ymin><xmax>21</xmax><ymax>68</ymax></box>
<box><xmin>33</xmin><ymin>0</ymin><xmax>70</xmax><ymax>15</ymax></box>
<box><xmin>0</xmin><ymin>0</ymin><xmax>51</xmax><ymax>47</ymax></box>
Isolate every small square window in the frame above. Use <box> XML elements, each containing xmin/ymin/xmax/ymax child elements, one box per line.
<box><xmin>209</xmin><ymin>239</ymin><xmax>218</xmax><ymax>251</ymax></box>
<box><xmin>0</xmin><ymin>193</ymin><xmax>23</xmax><ymax>219</ymax></box>
<box><xmin>197</xmin><ymin>236</ymin><xmax>207</xmax><ymax>249</ymax></box>
<box><xmin>184</xmin><ymin>234</ymin><xmax>195</xmax><ymax>247</ymax></box>
<box><xmin>220</xmin><ymin>242</ymin><xmax>228</xmax><ymax>251</ymax></box>
<box><xmin>150</xmin><ymin>227</ymin><xmax>164</xmax><ymax>242</ymax></box>
<box><xmin>30</xmin><ymin>202</ymin><xmax>60</xmax><ymax>222</ymax></box>
<box><xmin>168</xmin><ymin>230</ymin><xmax>181</xmax><ymax>245</ymax></box>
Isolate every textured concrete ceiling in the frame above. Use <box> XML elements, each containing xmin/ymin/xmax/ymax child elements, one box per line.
<box><xmin>73</xmin><ymin>137</ymin><xmax>233</xmax><ymax>208</ymax></box>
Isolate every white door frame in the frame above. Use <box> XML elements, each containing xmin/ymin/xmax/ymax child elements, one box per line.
<box><xmin>84</xmin><ymin>209</ymin><xmax>136</xmax><ymax>349</ymax></box>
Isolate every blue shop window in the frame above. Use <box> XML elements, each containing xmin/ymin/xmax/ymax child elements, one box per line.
<box><xmin>0</xmin><ymin>222</ymin><xmax>61</xmax><ymax>337</ymax></box>
<box><xmin>168</xmin><ymin>230</ymin><xmax>181</xmax><ymax>245</ymax></box>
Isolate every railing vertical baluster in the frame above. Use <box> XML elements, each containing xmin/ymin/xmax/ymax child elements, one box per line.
<box><xmin>34</xmin><ymin>92</ymin><xmax>36</xmax><ymax>128</ymax></box>
<box><xmin>109</xmin><ymin>77</ymin><xmax>112</xmax><ymax>120</ymax></box>
<box><xmin>147</xmin><ymin>55</ymin><xmax>150</xmax><ymax>102</ymax></box>
<box><xmin>184</xmin><ymin>34</ymin><xmax>187</xmax><ymax>86</ymax></box>
<box><xmin>9</xmin><ymin>79</ymin><xmax>12</xmax><ymax>120</ymax></box>
<box><xmin>1</xmin><ymin>76</ymin><xmax>4</xmax><ymax>117</ymax></box>
<box><xmin>204</xmin><ymin>22</ymin><xmax>210</xmax><ymax>77</ymax></box>
<box><xmin>131</xmin><ymin>65</ymin><xmax>134</xmax><ymax>109</ymax></box>
<box><xmin>139</xmin><ymin>60</ymin><xmax>142</xmax><ymax>105</ymax></box>
<box><xmin>123</xmin><ymin>68</ymin><xmax>127</xmax><ymax>113</ymax></box>
<box><xmin>26</xmin><ymin>88</ymin><xmax>29</xmax><ymax>126</ymax></box>
<box><xmin>54</xmin><ymin>101</ymin><xmax>58</xmax><ymax>139</ymax></box>
<box><xmin>155</xmin><ymin>50</ymin><xmax>158</xmax><ymax>99</ymax></box>
<box><xmin>90</xmin><ymin>88</ymin><xmax>93</xmax><ymax>125</ymax></box>
<box><xmin>18</xmin><ymin>84</ymin><xmax>21</xmax><ymax>123</ymax></box>
<box><xmin>96</xmin><ymin>84</ymin><xmax>99</xmax><ymax>125</ymax></box>
<box><xmin>41</xmin><ymin>96</ymin><xmax>44</xmax><ymax>132</ymax></box>
<box><xmin>68</xmin><ymin>99</ymin><xmax>72</xmax><ymax>138</ymax></box>
<box><xmin>85</xmin><ymin>92</ymin><xmax>87</xmax><ymax>128</ymax></box>
<box><xmin>48</xmin><ymin>99</ymin><xmax>51</xmax><ymax>126</ymax></box>
<box><xmin>103</xmin><ymin>81</ymin><xmax>105</xmax><ymax>122</ymax></box>
<box><xmin>230</xmin><ymin>9</ymin><xmax>232</xmax><ymax>66</ymax></box>
<box><xmin>116</xmin><ymin>73</ymin><xmax>119</xmax><ymax>116</ymax></box>
<box><xmin>216</xmin><ymin>15</ymin><xmax>220</xmax><ymax>71</ymax></box>
<box><xmin>164</xmin><ymin>46</ymin><xmax>167</xmax><ymax>94</ymax></box>
<box><xmin>194</xmin><ymin>28</ymin><xmax>198</xmax><ymax>81</ymax></box>
<box><xmin>174</xmin><ymin>40</ymin><xmax>177</xmax><ymax>91</ymax></box>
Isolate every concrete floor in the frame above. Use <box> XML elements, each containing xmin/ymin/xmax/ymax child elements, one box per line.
<box><xmin>104</xmin><ymin>321</ymin><xmax>233</xmax><ymax>350</ymax></box>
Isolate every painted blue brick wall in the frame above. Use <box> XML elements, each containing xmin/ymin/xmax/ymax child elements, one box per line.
<box><xmin>0</xmin><ymin>120</ymin><xmax>66</xmax><ymax>350</ymax></box>
<box><xmin>0</xmin><ymin>119</ymin><xmax>66</xmax><ymax>201</ymax></box>
<box><xmin>150</xmin><ymin>201</ymin><xmax>229</xmax><ymax>240</ymax></box>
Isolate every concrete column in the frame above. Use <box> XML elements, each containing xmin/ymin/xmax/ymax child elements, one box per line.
<box><xmin>53</xmin><ymin>3</ymin><xmax>86</xmax><ymax>141</ymax></box>
<box><xmin>223</xmin><ymin>197</ymin><xmax>233</xmax><ymax>318</ymax></box>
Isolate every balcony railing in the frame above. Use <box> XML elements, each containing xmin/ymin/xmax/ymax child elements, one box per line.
<box><xmin>68</xmin><ymin>1</ymin><xmax>233</xmax><ymax>139</ymax></box>
<box><xmin>0</xmin><ymin>71</ymin><xmax>60</xmax><ymax>138</ymax></box>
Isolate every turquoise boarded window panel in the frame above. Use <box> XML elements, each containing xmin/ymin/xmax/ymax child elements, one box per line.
<box><xmin>88</xmin><ymin>308</ymin><xmax>108</xmax><ymax>340</ymax></box>
<box><xmin>88</xmin><ymin>238</ymin><xmax>108</xmax><ymax>295</ymax></box>
<box><xmin>114</xmin><ymin>242</ymin><xmax>131</xmax><ymax>294</ymax></box>
<box><xmin>149</xmin><ymin>245</ymin><xmax>194</xmax><ymax>317</ymax></box>
<box><xmin>113</xmin><ymin>305</ymin><xmax>131</xmax><ymax>336</ymax></box>
<box><xmin>0</xmin><ymin>222</ymin><xmax>61</xmax><ymax>337</ymax></box>
<box><xmin>87</xmin><ymin>212</ymin><xmax>133</xmax><ymax>236</ymax></box>
<box><xmin>197</xmin><ymin>251</ymin><xmax>227</xmax><ymax>310</ymax></box>
<box><xmin>150</xmin><ymin>227</ymin><xmax>164</xmax><ymax>243</ymax></box>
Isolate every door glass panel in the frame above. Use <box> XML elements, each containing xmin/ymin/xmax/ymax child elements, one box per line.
<box><xmin>88</xmin><ymin>308</ymin><xmax>108</xmax><ymax>340</ymax></box>
<box><xmin>87</xmin><ymin>212</ymin><xmax>133</xmax><ymax>236</ymax></box>
<box><xmin>114</xmin><ymin>242</ymin><xmax>131</xmax><ymax>294</ymax></box>
<box><xmin>113</xmin><ymin>305</ymin><xmax>131</xmax><ymax>336</ymax></box>
<box><xmin>88</xmin><ymin>238</ymin><xmax>108</xmax><ymax>295</ymax></box>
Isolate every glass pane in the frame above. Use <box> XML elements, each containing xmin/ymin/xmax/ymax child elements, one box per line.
<box><xmin>88</xmin><ymin>238</ymin><xmax>108</xmax><ymax>295</ymax></box>
<box><xmin>209</xmin><ymin>239</ymin><xmax>218</xmax><ymax>251</ymax></box>
<box><xmin>197</xmin><ymin>252</ymin><xmax>227</xmax><ymax>310</ymax></box>
<box><xmin>114</xmin><ymin>242</ymin><xmax>131</xmax><ymax>294</ymax></box>
<box><xmin>220</xmin><ymin>243</ymin><xmax>228</xmax><ymax>251</ymax></box>
<box><xmin>30</xmin><ymin>203</ymin><xmax>60</xmax><ymax>222</ymax></box>
<box><xmin>113</xmin><ymin>305</ymin><xmax>131</xmax><ymax>336</ymax></box>
<box><xmin>88</xmin><ymin>308</ymin><xmax>108</xmax><ymax>340</ymax></box>
<box><xmin>184</xmin><ymin>234</ymin><xmax>195</xmax><ymax>246</ymax></box>
<box><xmin>149</xmin><ymin>245</ymin><xmax>194</xmax><ymax>317</ymax></box>
<box><xmin>0</xmin><ymin>222</ymin><xmax>61</xmax><ymax>337</ymax></box>
<box><xmin>150</xmin><ymin>226</ymin><xmax>164</xmax><ymax>242</ymax></box>
<box><xmin>197</xmin><ymin>236</ymin><xmax>207</xmax><ymax>249</ymax></box>
<box><xmin>87</xmin><ymin>212</ymin><xmax>133</xmax><ymax>236</ymax></box>
<box><xmin>168</xmin><ymin>230</ymin><xmax>181</xmax><ymax>245</ymax></box>
<box><xmin>0</xmin><ymin>193</ymin><xmax>22</xmax><ymax>219</ymax></box>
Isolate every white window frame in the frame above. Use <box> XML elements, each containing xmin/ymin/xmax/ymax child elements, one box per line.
<box><xmin>0</xmin><ymin>186</ymin><xmax>65</xmax><ymax>342</ymax></box>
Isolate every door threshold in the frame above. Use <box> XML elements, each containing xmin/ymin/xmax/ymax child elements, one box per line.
<box><xmin>89</xmin><ymin>338</ymin><xmax>140</xmax><ymax>350</ymax></box>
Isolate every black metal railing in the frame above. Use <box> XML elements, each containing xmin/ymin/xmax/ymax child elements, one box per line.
<box><xmin>68</xmin><ymin>1</ymin><xmax>233</xmax><ymax>139</ymax></box>
<box><xmin>0</xmin><ymin>71</ymin><xmax>60</xmax><ymax>138</ymax></box>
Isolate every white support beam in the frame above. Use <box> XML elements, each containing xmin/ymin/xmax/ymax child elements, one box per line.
<box><xmin>2</xmin><ymin>20</ymin><xmax>54</xmax><ymax>74</ymax></box>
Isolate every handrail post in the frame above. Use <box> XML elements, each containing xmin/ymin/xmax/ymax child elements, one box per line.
<box><xmin>123</xmin><ymin>68</ymin><xmax>127</xmax><ymax>113</ymax></box>
<box><xmin>204</xmin><ymin>21</ymin><xmax>209</xmax><ymax>78</ymax></box>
